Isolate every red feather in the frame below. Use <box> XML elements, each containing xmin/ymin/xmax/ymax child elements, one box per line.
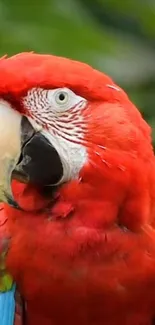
<box><xmin>0</xmin><ymin>53</ymin><xmax>154</xmax><ymax>324</ymax></box>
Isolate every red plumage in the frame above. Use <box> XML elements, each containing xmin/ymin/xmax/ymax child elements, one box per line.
<box><xmin>0</xmin><ymin>53</ymin><xmax>155</xmax><ymax>324</ymax></box>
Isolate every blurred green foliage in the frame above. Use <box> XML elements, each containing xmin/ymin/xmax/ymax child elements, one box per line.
<box><xmin>0</xmin><ymin>0</ymin><xmax>154</xmax><ymax>144</ymax></box>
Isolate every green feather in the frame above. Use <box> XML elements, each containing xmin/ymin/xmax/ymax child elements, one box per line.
<box><xmin>0</xmin><ymin>248</ymin><xmax>13</xmax><ymax>292</ymax></box>
<box><xmin>0</xmin><ymin>273</ymin><xmax>13</xmax><ymax>292</ymax></box>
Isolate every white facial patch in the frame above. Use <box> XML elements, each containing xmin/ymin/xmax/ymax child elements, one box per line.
<box><xmin>23</xmin><ymin>88</ymin><xmax>88</xmax><ymax>183</ymax></box>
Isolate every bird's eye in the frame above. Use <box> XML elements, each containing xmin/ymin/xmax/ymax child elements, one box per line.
<box><xmin>46</xmin><ymin>87</ymin><xmax>87</xmax><ymax>113</ymax></box>
<box><xmin>55</xmin><ymin>91</ymin><xmax>69</xmax><ymax>105</ymax></box>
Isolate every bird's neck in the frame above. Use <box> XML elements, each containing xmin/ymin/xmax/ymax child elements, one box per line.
<box><xmin>4</xmin><ymin>178</ymin><xmax>123</xmax><ymax>230</ymax></box>
<box><xmin>5</xmin><ymin>159</ymin><xmax>155</xmax><ymax>233</ymax></box>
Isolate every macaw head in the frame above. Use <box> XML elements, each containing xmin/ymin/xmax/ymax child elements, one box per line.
<box><xmin>0</xmin><ymin>53</ymin><xmax>154</xmax><ymax>229</ymax></box>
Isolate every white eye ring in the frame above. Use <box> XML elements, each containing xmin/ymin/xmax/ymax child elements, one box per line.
<box><xmin>55</xmin><ymin>90</ymin><xmax>69</xmax><ymax>105</ymax></box>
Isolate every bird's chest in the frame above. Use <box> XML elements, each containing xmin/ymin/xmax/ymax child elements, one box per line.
<box><xmin>6</xmin><ymin>223</ymin><xmax>110</xmax><ymax>324</ymax></box>
<box><xmin>7</xmin><ymin>219</ymin><xmax>107</xmax><ymax>301</ymax></box>
<box><xmin>6</xmin><ymin>219</ymin><xmax>155</xmax><ymax>325</ymax></box>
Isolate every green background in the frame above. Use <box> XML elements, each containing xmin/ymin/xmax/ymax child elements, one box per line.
<box><xmin>0</xmin><ymin>0</ymin><xmax>154</xmax><ymax>145</ymax></box>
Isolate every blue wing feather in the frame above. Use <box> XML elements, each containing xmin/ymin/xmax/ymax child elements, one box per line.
<box><xmin>0</xmin><ymin>284</ymin><xmax>16</xmax><ymax>325</ymax></box>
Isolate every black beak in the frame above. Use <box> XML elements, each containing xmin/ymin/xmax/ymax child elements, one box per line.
<box><xmin>12</xmin><ymin>116</ymin><xmax>63</xmax><ymax>191</ymax></box>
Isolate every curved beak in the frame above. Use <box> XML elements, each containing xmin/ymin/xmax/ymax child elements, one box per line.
<box><xmin>0</xmin><ymin>100</ymin><xmax>63</xmax><ymax>208</ymax></box>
